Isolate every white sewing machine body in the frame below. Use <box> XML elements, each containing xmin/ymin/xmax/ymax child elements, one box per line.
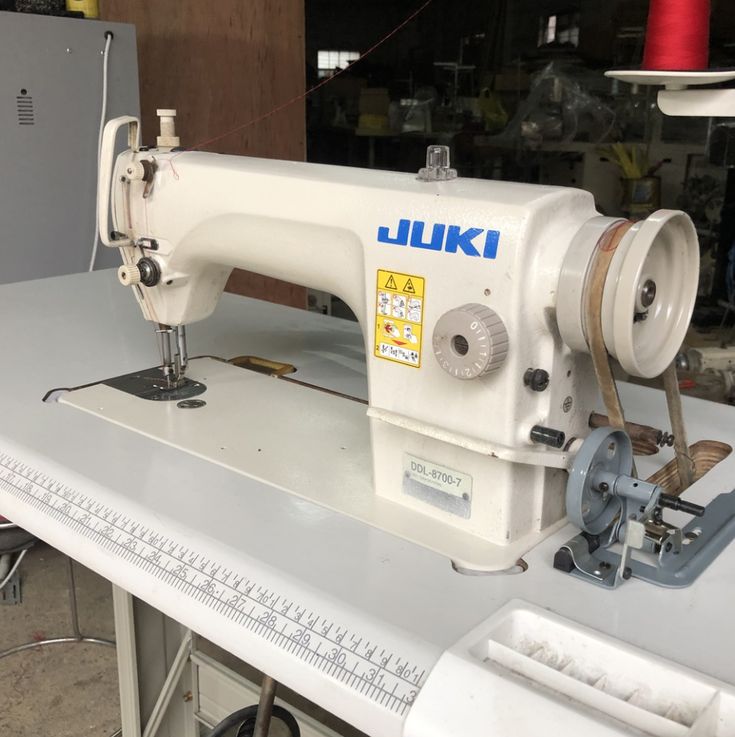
<box><xmin>69</xmin><ymin>115</ymin><xmax>703</xmax><ymax>573</ymax></box>
<box><xmin>112</xmin><ymin>147</ymin><xmax>599</xmax><ymax>569</ymax></box>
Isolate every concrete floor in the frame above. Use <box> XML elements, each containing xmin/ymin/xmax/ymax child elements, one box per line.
<box><xmin>0</xmin><ymin>543</ymin><xmax>120</xmax><ymax>737</ymax></box>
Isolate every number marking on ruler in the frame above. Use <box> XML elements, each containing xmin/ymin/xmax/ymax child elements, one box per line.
<box><xmin>0</xmin><ymin>452</ymin><xmax>427</xmax><ymax>715</ymax></box>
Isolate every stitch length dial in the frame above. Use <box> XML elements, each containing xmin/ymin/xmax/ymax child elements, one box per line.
<box><xmin>432</xmin><ymin>303</ymin><xmax>508</xmax><ymax>379</ymax></box>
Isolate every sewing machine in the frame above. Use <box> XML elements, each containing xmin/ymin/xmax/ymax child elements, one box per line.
<box><xmin>48</xmin><ymin>110</ymin><xmax>735</xmax><ymax>588</ymax></box>
<box><xmin>3</xmin><ymin>5</ymin><xmax>735</xmax><ymax>733</ymax></box>
<box><xmin>3</xmin><ymin>107</ymin><xmax>735</xmax><ymax>737</ymax></box>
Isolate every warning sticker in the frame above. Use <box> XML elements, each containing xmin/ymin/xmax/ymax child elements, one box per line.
<box><xmin>374</xmin><ymin>270</ymin><xmax>425</xmax><ymax>368</ymax></box>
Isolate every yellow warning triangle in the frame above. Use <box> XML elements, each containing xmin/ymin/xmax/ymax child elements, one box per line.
<box><xmin>385</xmin><ymin>275</ymin><xmax>398</xmax><ymax>290</ymax></box>
<box><xmin>403</xmin><ymin>278</ymin><xmax>416</xmax><ymax>294</ymax></box>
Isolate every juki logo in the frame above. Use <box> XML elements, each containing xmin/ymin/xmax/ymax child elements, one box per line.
<box><xmin>377</xmin><ymin>219</ymin><xmax>500</xmax><ymax>259</ymax></box>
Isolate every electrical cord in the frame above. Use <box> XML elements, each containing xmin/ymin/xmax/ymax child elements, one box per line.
<box><xmin>89</xmin><ymin>31</ymin><xmax>113</xmax><ymax>272</ymax></box>
<box><xmin>235</xmin><ymin>705</ymin><xmax>300</xmax><ymax>737</ymax></box>
<box><xmin>207</xmin><ymin>704</ymin><xmax>300</xmax><ymax>737</ymax></box>
<box><xmin>0</xmin><ymin>548</ymin><xmax>26</xmax><ymax>592</ymax></box>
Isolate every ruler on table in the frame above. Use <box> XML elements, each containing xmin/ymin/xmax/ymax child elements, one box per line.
<box><xmin>0</xmin><ymin>450</ymin><xmax>429</xmax><ymax>717</ymax></box>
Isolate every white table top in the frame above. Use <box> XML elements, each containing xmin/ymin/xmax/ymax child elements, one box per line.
<box><xmin>2</xmin><ymin>270</ymin><xmax>735</xmax><ymax>735</ymax></box>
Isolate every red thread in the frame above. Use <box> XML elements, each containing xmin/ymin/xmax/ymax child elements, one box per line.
<box><xmin>172</xmin><ymin>0</ymin><xmax>433</xmax><ymax>159</ymax></box>
<box><xmin>643</xmin><ymin>0</ymin><xmax>710</xmax><ymax>71</ymax></box>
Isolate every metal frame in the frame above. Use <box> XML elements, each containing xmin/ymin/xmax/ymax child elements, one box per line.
<box><xmin>112</xmin><ymin>588</ymin><xmax>345</xmax><ymax>737</ymax></box>
<box><xmin>0</xmin><ymin>555</ymin><xmax>115</xmax><ymax>660</ymax></box>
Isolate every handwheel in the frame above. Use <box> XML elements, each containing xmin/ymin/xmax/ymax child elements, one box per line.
<box><xmin>566</xmin><ymin>427</ymin><xmax>634</xmax><ymax>535</ymax></box>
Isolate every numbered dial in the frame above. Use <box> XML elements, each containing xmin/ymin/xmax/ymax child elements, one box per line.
<box><xmin>433</xmin><ymin>303</ymin><xmax>508</xmax><ymax>379</ymax></box>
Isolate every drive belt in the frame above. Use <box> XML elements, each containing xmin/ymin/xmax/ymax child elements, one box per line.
<box><xmin>583</xmin><ymin>220</ymin><xmax>633</xmax><ymax>431</ymax></box>
<box><xmin>583</xmin><ymin>219</ymin><xmax>695</xmax><ymax>490</ymax></box>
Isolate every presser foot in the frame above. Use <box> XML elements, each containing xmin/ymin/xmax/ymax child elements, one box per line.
<box><xmin>103</xmin><ymin>366</ymin><xmax>206</xmax><ymax>402</ymax></box>
<box><xmin>554</xmin><ymin>490</ymin><xmax>735</xmax><ymax>588</ymax></box>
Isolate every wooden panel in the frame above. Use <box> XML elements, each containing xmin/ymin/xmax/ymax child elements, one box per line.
<box><xmin>100</xmin><ymin>0</ymin><xmax>307</xmax><ymax>309</ymax></box>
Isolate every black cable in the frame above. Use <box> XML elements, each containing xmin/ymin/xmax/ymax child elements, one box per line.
<box><xmin>235</xmin><ymin>705</ymin><xmax>301</xmax><ymax>737</ymax></box>
<box><xmin>207</xmin><ymin>704</ymin><xmax>301</xmax><ymax>737</ymax></box>
<box><xmin>207</xmin><ymin>706</ymin><xmax>257</xmax><ymax>737</ymax></box>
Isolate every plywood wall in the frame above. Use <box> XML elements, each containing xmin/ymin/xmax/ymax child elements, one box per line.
<box><xmin>100</xmin><ymin>0</ymin><xmax>307</xmax><ymax>308</ymax></box>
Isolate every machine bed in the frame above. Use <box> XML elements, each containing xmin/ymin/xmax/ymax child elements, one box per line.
<box><xmin>1</xmin><ymin>269</ymin><xmax>735</xmax><ymax>736</ymax></box>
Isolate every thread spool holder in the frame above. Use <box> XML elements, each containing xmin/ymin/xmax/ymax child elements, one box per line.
<box><xmin>606</xmin><ymin>69</ymin><xmax>735</xmax><ymax>117</ymax></box>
